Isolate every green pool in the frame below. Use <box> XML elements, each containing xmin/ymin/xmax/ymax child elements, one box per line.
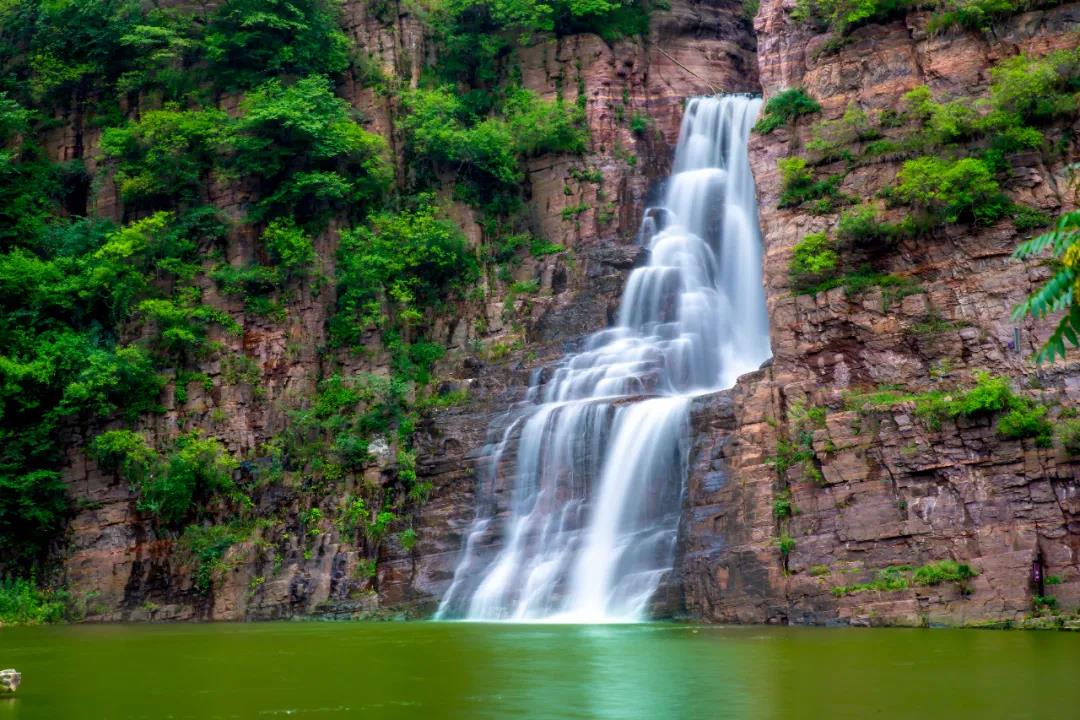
<box><xmin>1</xmin><ymin>622</ymin><xmax>1077</xmax><ymax>719</ymax></box>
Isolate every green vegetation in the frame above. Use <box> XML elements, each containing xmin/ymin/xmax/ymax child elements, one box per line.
<box><xmin>401</xmin><ymin>85</ymin><xmax>587</xmax><ymax>201</ymax></box>
<box><xmin>846</xmin><ymin>371</ymin><xmax>1052</xmax><ymax>443</ymax></box>
<box><xmin>1012</xmin><ymin>210</ymin><xmax>1080</xmax><ymax>363</ymax></box>
<box><xmin>179</xmin><ymin>522</ymin><xmax>250</xmax><ymax>594</ymax></box>
<box><xmin>1059</xmin><ymin>419</ymin><xmax>1080</xmax><ymax>455</ymax></box>
<box><xmin>789</xmin><ymin>227</ymin><xmax>922</xmax><ymax>306</ymax></box>
<box><xmin>887</xmin><ymin>156</ymin><xmax>1010</xmax><ymax>226</ymax></box>
<box><xmin>232</xmin><ymin>75</ymin><xmax>392</xmax><ymax>226</ymax></box>
<box><xmin>996</xmin><ymin>403</ymin><xmax>1053</xmax><ymax>447</ymax></box>
<box><xmin>332</xmin><ymin>195</ymin><xmax>479</xmax><ymax>342</ymax></box>
<box><xmin>203</xmin><ymin>0</ymin><xmax>350</xmax><ymax>89</ymax></box>
<box><xmin>789</xmin><ymin>232</ymin><xmax>838</xmax><ymax>289</ymax></box>
<box><xmin>768</xmin><ymin>400</ymin><xmax>827</xmax><ymax>486</ymax></box>
<box><xmin>835</xmin><ymin>205</ymin><xmax>904</xmax><ymax>247</ymax></box>
<box><xmin>832</xmin><ymin>560</ymin><xmax>977</xmax><ymax>597</ymax></box>
<box><xmin>773</xmin><ymin>489</ymin><xmax>796</xmax><ymax>519</ymax></box>
<box><xmin>92</xmin><ymin>430</ymin><xmax>243</xmax><ymax>525</ymax></box>
<box><xmin>777</xmin><ymin>157</ymin><xmax>846</xmax><ymax>212</ymax></box>
<box><xmin>0</xmin><ymin>576</ymin><xmax>67</xmax><ymax>625</ymax></box>
<box><xmin>754</xmin><ymin>88</ymin><xmax>821</xmax><ymax>135</ymax></box>
<box><xmin>789</xmin><ymin>0</ymin><xmax>1062</xmax><ymax>37</ymax></box>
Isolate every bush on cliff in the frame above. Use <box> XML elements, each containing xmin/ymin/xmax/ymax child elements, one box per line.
<box><xmin>754</xmin><ymin>88</ymin><xmax>821</xmax><ymax>135</ymax></box>
<box><xmin>203</xmin><ymin>0</ymin><xmax>351</xmax><ymax>89</ymax></box>
<box><xmin>92</xmin><ymin>430</ymin><xmax>242</xmax><ymax>526</ymax></box>
<box><xmin>887</xmin><ymin>156</ymin><xmax>1010</xmax><ymax>225</ymax></box>
<box><xmin>332</xmin><ymin>195</ymin><xmax>480</xmax><ymax>341</ymax></box>
<box><xmin>788</xmin><ymin>231</ymin><xmax>839</xmax><ymax>290</ymax></box>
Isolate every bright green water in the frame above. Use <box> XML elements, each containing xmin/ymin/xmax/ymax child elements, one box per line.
<box><xmin>1</xmin><ymin>622</ymin><xmax>1077</xmax><ymax>719</ymax></box>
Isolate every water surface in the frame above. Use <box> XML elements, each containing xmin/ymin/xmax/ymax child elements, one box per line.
<box><xmin>2</xmin><ymin>622</ymin><xmax>1077</xmax><ymax>719</ymax></box>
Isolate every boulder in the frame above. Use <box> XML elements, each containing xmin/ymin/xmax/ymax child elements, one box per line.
<box><xmin>0</xmin><ymin>669</ymin><xmax>20</xmax><ymax>693</ymax></box>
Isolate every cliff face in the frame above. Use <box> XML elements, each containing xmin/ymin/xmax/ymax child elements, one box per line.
<box><xmin>53</xmin><ymin>0</ymin><xmax>1080</xmax><ymax>627</ymax></box>
<box><xmin>57</xmin><ymin>0</ymin><xmax>760</xmax><ymax>620</ymax></box>
<box><xmin>678</xmin><ymin>2</ymin><xmax>1080</xmax><ymax>626</ymax></box>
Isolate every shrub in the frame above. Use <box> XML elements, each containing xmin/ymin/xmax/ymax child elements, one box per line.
<box><xmin>889</xmin><ymin>156</ymin><xmax>1009</xmax><ymax>225</ymax></box>
<box><xmin>912</xmin><ymin>559</ymin><xmax>977</xmax><ymax>586</ymax></box>
<box><xmin>0</xmin><ymin>470</ymin><xmax>68</xmax><ymax>575</ymax></box>
<box><xmin>100</xmin><ymin>108</ymin><xmax>229</xmax><ymax>205</ymax></box>
<box><xmin>777</xmin><ymin>157</ymin><xmax>844</xmax><ymax>211</ymax></box>
<box><xmin>836</xmin><ymin>205</ymin><xmax>900</xmax><ymax>246</ymax></box>
<box><xmin>1012</xmin><ymin>206</ymin><xmax>1051</xmax><ymax>233</ymax></box>
<box><xmin>789</xmin><ymin>232</ymin><xmax>839</xmax><ymax>289</ymax></box>
<box><xmin>399</xmin><ymin>527</ymin><xmax>418</xmax><ymax>551</ymax></box>
<box><xmin>180</xmin><ymin>522</ymin><xmax>249</xmax><ymax>593</ymax></box>
<box><xmin>773</xmin><ymin>489</ymin><xmax>795</xmax><ymax>519</ymax></box>
<box><xmin>990</xmin><ymin>48</ymin><xmax>1080</xmax><ymax>125</ymax></box>
<box><xmin>1033</xmin><ymin>594</ymin><xmax>1058</xmax><ymax>609</ymax></box>
<box><xmin>952</xmin><ymin>371</ymin><xmax>1011</xmax><ymax>417</ymax></box>
<box><xmin>996</xmin><ymin>403</ymin><xmax>1053</xmax><ymax>447</ymax></box>
<box><xmin>928</xmin><ymin>0</ymin><xmax>1023</xmax><ymax>32</ymax></box>
<box><xmin>1058</xmin><ymin>419</ymin><xmax>1080</xmax><ymax>455</ymax></box>
<box><xmin>261</xmin><ymin>218</ymin><xmax>315</xmax><ymax>275</ymax></box>
<box><xmin>95</xmin><ymin>431</ymin><xmax>241</xmax><ymax>525</ymax></box>
<box><xmin>837</xmin><ymin>269</ymin><xmax>921</xmax><ymax>310</ymax></box>
<box><xmin>776</xmin><ymin>533</ymin><xmax>796</xmax><ymax>556</ymax></box>
<box><xmin>1</xmin><ymin>0</ymin><xmax>146</xmax><ymax>104</ymax></box>
<box><xmin>0</xmin><ymin>576</ymin><xmax>67</xmax><ymax>625</ymax></box>
<box><xmin>336</xmin><ymin>495</ymin><xmax>369</xmax><ymax>536</ymax></box>
<box><xmin>629</xmin><ymin>113</ymin><xmax>650</xmax><ymax>136</ymax></box>
<box><xmin>529</xmin><ymin>238</ymin><xmax>564</xmax><ymax>257</ymax></box>
<box><xmin>136</xmin><ymin>297</ymin><xmax>241</xmax><ymax>360</ymax></box>
<box><xmin>791</xmin><ymin>0</ymin><xmax>921</xmax><ymax>34</ymax></box>
<box><xmin>332</xmin><ymin>195</ymin><xmax>479</xmax><ymax>341</ymax></box>
<box><xmin>755</xmin><ymin>88</ymin><xmax>821</xmax><ymax>134</ymax></box>
<box><xmin>505</xmin><ymin>87</ymin><xmax>589</xmax><ymax>156</ymax></box>
<box><xmin>832</xmin><ymin>560</ymin><xmax>976</xmax><ymax>596</ymax></box>
<box><xmin>368</xmin><ymin>510</ymin><xmax>396</xmax><ymax>540</ymax></box>
<box><xmin>401</xmin><ymin>86</ymin><xmax>521</xmax><ymax>186</ymax></box>
<box><xmin>91</xmin><ymin>430</ymin><xmax>156</xmax><ymax>487</ymax></box>
<box><xmin>231</xmin><ymin>75</ymin><xmax>391</xmax><ymax>225</ymax></box>
<box><xmin>203</xmin><ymin>0</ymin><xmax>350</xmax><ymax>89</ymax></box>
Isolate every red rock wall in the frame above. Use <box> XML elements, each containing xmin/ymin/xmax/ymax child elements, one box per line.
<box><xmin>677</xmin><ymin>2</ymin><xmax>1080</xmax><ymax>626</ymax></box>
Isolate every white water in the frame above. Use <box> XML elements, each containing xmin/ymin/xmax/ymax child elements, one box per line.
<box><xmin>436</xmin><ymin>95</ymin><xmax>770</xmax><ymax>622</ymax></box>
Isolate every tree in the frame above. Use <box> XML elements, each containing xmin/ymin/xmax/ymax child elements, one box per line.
<box><xmin>1013</xmin><ymin>209</ymin><xmax>1080</xmax><ymax>363</ymax></box>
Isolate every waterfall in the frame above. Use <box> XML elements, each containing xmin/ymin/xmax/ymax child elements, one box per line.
<box><xmin>436</xmin><ymin>95</ymin><xmax>770</xmax><ymax>622</ymax></box>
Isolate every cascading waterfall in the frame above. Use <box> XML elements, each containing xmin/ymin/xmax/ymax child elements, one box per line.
<box><xmin>436</xmin><ymin>95</ymin><xmax>770</xmax><ymax>622</ymax></box>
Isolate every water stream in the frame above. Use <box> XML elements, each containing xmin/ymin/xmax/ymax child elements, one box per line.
<box><xmin>436</xmin><ymin>95</ymin><xmax>770</xmax><ymax>622</ymax></box>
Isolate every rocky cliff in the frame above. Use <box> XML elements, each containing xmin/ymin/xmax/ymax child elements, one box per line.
<box><xmin>57</xmin><ymin>0</ymin><xmax>762</xmax><ymax>621</ymax></box>
<box><xmin>51</xmin><ymin>0</ymin><xmax>1080</xmax><ymax>627</ymax></box>
<box><xmin>678</xmin><ymin>1</ymin><xmax>1080</xmax><ymax>626</ymax></box>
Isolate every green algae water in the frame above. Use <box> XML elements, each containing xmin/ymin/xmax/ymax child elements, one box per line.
<box><xmin>1</xmin><ymin>622</ymin><xmax>1078</xmax><ymax>719</ymax></box>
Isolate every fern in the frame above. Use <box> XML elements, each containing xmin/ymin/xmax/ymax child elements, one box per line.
<box><xmin>1012</xmin><ymin>210</ymin><xmax>1080</xmax><ymax>363</ymax></box>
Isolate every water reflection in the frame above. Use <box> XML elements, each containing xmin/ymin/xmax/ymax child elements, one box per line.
<box><xmin>1</xmin><ymin>623</ymin><xmax>1078</xmax><ymax>719</ymax></box>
